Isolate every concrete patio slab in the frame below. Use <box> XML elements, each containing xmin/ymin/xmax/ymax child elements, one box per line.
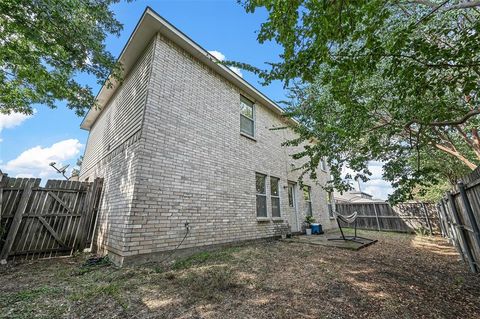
<box><xmin>284</xmin><ymin>232</ymin><xmax>378</xmax><ymax>250</ymax></box>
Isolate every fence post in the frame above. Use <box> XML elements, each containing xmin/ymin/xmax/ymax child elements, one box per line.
<box><xmin>447</xmin><ymin>192</ymin><xmax>478</xmax><ymax>273</ymax></box>
<box><xmin>441</xmin><ymin>198</ymin><xmax>464</xmax><ymax>260</ymax></box>
<box><xmin>458</xmin><ymin>182</ymin><xmax>480</xmax><ymax>256</ymax></box>
<box><xmin>0</xmin><ymin>171</ymin><xmax>7</xmax><ymax>221</ymax></box>
<box><xmin>77</xmin><ymin>178</ymin><xmax>101</xmax><ymax>251</ymax></box>
<box><xmin>0</xmin><ymin>179</ymin><xmax>35</xmax><ymax>264</ymax></box>
<box><xmin>436</xmin><ymin>203</ymin><xmax>447</xmax><ymax>237</ymax></box>
<box><xmin>372</xmin><ymin>202</ymin><xmax>381</xmax><ymax>231</ymax></box>
<box><xmin>421</xmin><ymin>202</ymin><xmax>434</xmax><ymax>235</ymax></box>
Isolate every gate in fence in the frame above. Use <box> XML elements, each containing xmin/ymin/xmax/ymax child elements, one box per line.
<box><xmin>437</xmin><ymin>167</ymin><xmax>480</xmax><ymax>273</ymax></box>
<box><xmin>0</xmin><ymin>172</ymin><xmax>103</xmax><ymax>263</ymax></box>
<box><xmin>335</xmin><ymin>202</ymin><xmax>440</xmax><ymax>234</ymax></box>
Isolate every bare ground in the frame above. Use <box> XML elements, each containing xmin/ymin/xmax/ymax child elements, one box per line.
<box><xmin>1</xmin><ymin>230</ymin><xmax>479</xmax><ymax>319</ymax></box>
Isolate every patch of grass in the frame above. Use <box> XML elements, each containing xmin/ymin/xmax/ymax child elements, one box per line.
<box><xmin>178</xmin><ymin>266</ymin><xmax>239</xmax><ymax>302</ymax></box>
<box><xmin>414</xmin><ymin>227</ymin><xmax>431</xmax><ymax>236</ymax></box>
<box><xmin>153</xmin><ymin>265</ymin><xmax>165</xmax><ymax>273</ymax></box>
<box><xmin>68</xmin><ymin>282</ymin><xmax>121</xmax><ymax>302</ymax></box>
<box><xmin>171</xmin><ymin>247</ymin><xmax>240</xmax><ymax>270</ymax></box>
<box><xmin>0</xmin><ymin>286</ymin><xmax>65</xmax><ymax>319</ymax></box>
<box><xmin>0</xmin><ymin>286</ymin><xmax>62</xmax><ymax>304</ymax></box>
<box><xmin>454</xmin><ymin>275</ymin><xmax>465</xmax><ymax>288</ymax></box>
<box><xmin>72</xmin><ymin>256</ymin><xmax>112</xmax><ymax>276</ymax></box>
<box><xmin>68</xmin><ymin>280</ymin><xmax>129</xmax><ymax>310</ymax></box>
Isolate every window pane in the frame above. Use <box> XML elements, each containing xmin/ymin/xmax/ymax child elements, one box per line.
<box><xmin>240</xmin><ymin>97</ymin><xmax>254</xmax><ymax>119</ymax></box>
<box><xmin>240</xmin><ymin>115</ymin><xmax>254</xmax><ymax>136</ymax></box>
<box><xmin>328</xmin><ymin>191</ymin><xmax>333</xmax><ymax>202</ymax></box>
<box><xmin>306</xmin><ymin>202</ymin><xmax>312</xmax><ymax>216</ymax></box>
<box><xmin>303</xmin><ymin>186</ymin><xmax>311</xmax><ymax>201</ymax></box>
<box><xmin>270</xmin><ymin>177</ymin><xmax>279</xmax><ymax>196</ymax></box>
<box><xmin>288</xmin><ymin>185</ymin><xmax>294</xmax><ymax>207</ymax></box>
<box><xmin>271</xmin><ymin>197</ymin><xmax>280</xmax><ymax>217</ymax></box>
<box><xmin>240</xmin><ymin>102</ymin><xmax>253</xmax><ymax>119</ymax></box>
<box><xmin>257</xmin><ymin>195</ymin><xmax>267</xmax><ymax>217</ymax></box>
<box><xmin>256</xmin><ymin>173</ymin><xmax>266</xmax><ymax>194</ymax></box>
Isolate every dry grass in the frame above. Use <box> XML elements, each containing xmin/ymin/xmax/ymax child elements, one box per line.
<box><xmin>1</xmin><ymin>230</ymin><xmax>479</xmax><ymax>319</ymax></box>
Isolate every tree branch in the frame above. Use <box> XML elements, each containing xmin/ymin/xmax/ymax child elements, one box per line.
<box><xmin>454</xmin><ymin>125</ymin><xmax>480</xmax><ymax>160</ymax></box>
<box><xmin>429</xmin><ymin>108</ymin><xmax>480</xmax><ymax>126</ymax></box>
<box><xmin>410</xmin><ymin>0</ymin><xmax>480</xmax><ymax>11</ymax></box>
<box><xmin>405</xmin><ymin>108</ymin><xmax>480</xmax><ymax>128</ymax></box>
<box><xmin>433</xmin><ymin>143</ymin><xmax>477</xmax><ymax>169</ymax></box>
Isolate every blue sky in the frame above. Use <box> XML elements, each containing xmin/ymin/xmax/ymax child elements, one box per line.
<box><xmin>0</xmin><ymin>0</ymin><xmax>392</xmax><ymax>199</ymax></box>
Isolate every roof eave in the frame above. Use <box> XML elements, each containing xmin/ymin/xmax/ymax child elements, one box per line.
<box><xmin>80</xmin><ymin>7</ymin><xmax>291</xmax><ymax>130</ymax></box>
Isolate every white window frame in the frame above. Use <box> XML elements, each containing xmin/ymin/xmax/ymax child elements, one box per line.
<box><xmin>287</xmin><ymin>182</ymin><xmax>296</xmax><ymax>208</ymax></box>
<box><xmin>240</xmin><ymin>95</ymin><xmax>255</xmax><ymax>138</ymax></box>
<box><xmin>303</xmin><ymin>185</ymin><xmax>313</xmax><ymax>217</ymax></box>
<box><xmin>256</xmin><ymin>172</ymin><xmax>267</xmax><ymax>218</ymax></box>
<box><xmin>270</xmin><ymin>176</ymin><xmax>281</xmax><ymax>218</ymax></box>
<box><xmin>327</xmin><ymin>191</ymin><xmax>335</xmax><ymax>219</ymax></box>
<box><xmin>320</xmin><ymin>158</ymin><xmax>327</xmax><ymax>171</ymax></box>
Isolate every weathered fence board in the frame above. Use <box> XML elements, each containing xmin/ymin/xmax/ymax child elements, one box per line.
<box><xmin>0</xmin><ymin>172</ymin><xmax>103</xmax><ymax>263</ymax></box>
<box><xmin>438</xmin><ymin>166</ymin><xmax>480</xmax><ymax>273</ymax></box>
<box><xmin>335</xmin><ymin>202</ymin><xmax>440</xmax><ymax>234</ymax></box>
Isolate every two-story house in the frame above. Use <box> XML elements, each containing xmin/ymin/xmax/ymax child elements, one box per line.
<box><xmin>79</xmin><ymin>7</ymin><xmax>335</xmax><ymax>266</ymax></box>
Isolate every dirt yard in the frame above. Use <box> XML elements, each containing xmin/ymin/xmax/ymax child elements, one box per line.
<box><xmin>1</xmin><ymin>230</ymin><xmax>479</xmax><ymax>319</ymax></box>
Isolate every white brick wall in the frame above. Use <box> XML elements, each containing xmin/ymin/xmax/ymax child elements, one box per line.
<box><xmin>81</xmin><ymin>33</ymin><xmax>336</xmax><ymax>265</ymax></box>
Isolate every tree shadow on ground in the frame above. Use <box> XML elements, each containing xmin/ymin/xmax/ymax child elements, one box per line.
<box><xmin>0</xmin><ymin>231</ymin><xmax>479</xmax><ymax>319</ymax></box>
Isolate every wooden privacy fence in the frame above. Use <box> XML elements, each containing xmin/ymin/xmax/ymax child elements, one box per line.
<box><xmin>437</xmin><ymin>167</ymin><xmax>480</xmax><ymax>273</ymax></box>
<box><xmin>335</xmin><ymin>202</ymin><xmax>440</xmax><ymax>234</ymax></box>
<box><xmin>0</xmin><ymin>172</ymin><xmax>103</xmax><ymax>263</ymax></box>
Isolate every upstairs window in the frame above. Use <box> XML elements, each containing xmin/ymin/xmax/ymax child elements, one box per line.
<box><xmin>256</xmin><ymin>173</ymin><xmax>267</xmax><ymax>217</ymax></box>
<box><xmin>320</xmin><ymin>158</ymin><xmax>327</xmax><ymax>171</ymax></box>
<box><xmin>303</xmin><ymin>185</ymin><xmax>312</xmax><ymax>217</ymax></box>
<box><xmin>240</xmin><ymin>96</ymin><xmax>255</xmax><ymax>137</ymax></box>
<box><xmin>270</xmin><ymin>177</ymin><xmax>281</xmax><ymax>217</ymax></box>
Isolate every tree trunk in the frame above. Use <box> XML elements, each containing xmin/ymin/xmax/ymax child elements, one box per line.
<box><xmin>434</xmin><ymin>143</ymin><xmax>478</xmax><ymax>170</ymax></box>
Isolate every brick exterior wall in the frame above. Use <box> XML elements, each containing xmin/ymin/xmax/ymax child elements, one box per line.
<box><xmin>81</xmin><ymin>33</ymin><xmax>336</xmax><ymax>265</ymax></box>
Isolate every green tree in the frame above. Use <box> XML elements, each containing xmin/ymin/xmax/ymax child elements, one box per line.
<box><xmin>238</xmin><ymin>0</ymin><xmax>480</xmax><ymax>202</ymax></box>
<box><xmin>71</xmin><ymin>155</ymin><xmax>83</xmax><ymax>178</ymax></box>
<box><xmin>0</xmin><ymin>0</ymin><xmax>128</xmax><ymax>116</ymax></box>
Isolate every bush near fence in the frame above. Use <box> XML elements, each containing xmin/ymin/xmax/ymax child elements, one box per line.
<box><xmin>437</xmin><ymin>166</ymin><xmax>480</xmax><ymax>273</ymax></box>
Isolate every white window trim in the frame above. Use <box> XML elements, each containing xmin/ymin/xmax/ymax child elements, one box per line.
<box><xmin>303</xmin><ymin>185</ymin><xmax>313</xmax><ymax>217</ymax></box>
<box><xmin>240</xmin><ymin>95</ymin><xmax>255</xmax><ymax>138</ymax></box>
<box><xmin>270</xmin><ymin>176</ymin><xmax>281</xmax><ymax>218</ymax></box>
<box><xmin>287</xmin><ymin>182</ymin><xmax>296</xmax><ymax>208</ymax></box>
<box><xmin>320</xmin><ymin>158</ymin><xmax>327</xmax><ymax>172</ymax></box>
<box><xmin>256</xmin><ymin>172</ymin><xmax>268</xmax><ymax>218</ymax></box>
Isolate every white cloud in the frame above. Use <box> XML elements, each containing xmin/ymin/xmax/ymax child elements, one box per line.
<box><xmin>1</xmin><ymin>139</ymin><xmax>83</xmax><ymax>179</ymax></box>
<box><xmin>0</xmin><ymin>111</ymin><xmax>34</xmax><ymax>142</ymax></box>
<box><xmin>362</xmin><ymin>180</ymin><xmax>394</xmax><ymax>200</ymax></box>
<box><xmin>208</xmin><ymin>50</ymin><xmax>243</xmax><ymax>77</ymax></box>
<box><xmin>208</xmin><ymin>50</ymin><xmax>225</xmax><ymax>61</ymax></box>
<box><xmin>228</xmin><ymin>66</ymin><xmax>243</xmax><ymax>77</ymax></box>
<box><xmin>342</xmin><ymin>161</ymin><xmax>393</xmax><ymax>200</ymax></box>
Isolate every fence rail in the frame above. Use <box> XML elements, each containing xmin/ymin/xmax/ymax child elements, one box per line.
<box><xmin>437</xmin><ymin>166</ymin><xmax>480</xmax><ymax>273</ymax></box>
<box><xmin>0</xmin><ymin>172</ymin><xmax>102</xmax><ymax>263</ymax></box>
<box><xmin>335</xmin><ymin>202</ymin><xmax>440</xmax><ymax>234</ymax></box>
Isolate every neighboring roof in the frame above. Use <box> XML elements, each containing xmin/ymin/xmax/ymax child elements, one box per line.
<box><xmin>334</xmin><ymin>190</ymin><xmax>385</xmax><ymax>203</ymax></box>
<box><xmin>335</xmin><ymin>196</ymin><xmax>386</xmax><ymax>203</ymax></box>
<box><xmin>81</xmin><ymin>7</ymin><xmax>287</xmax><ymax>130</ymax></box>
<box><xmin>349</xmin><ymin>191</ymin><xmax>373</xmax><ymax>198</ymax></box>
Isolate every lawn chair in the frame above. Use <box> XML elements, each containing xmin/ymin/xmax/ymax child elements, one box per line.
<box><xmin>328</xmin><ymin>211</ymin><xmax>373</xmax><ymax>244</ymax></box>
